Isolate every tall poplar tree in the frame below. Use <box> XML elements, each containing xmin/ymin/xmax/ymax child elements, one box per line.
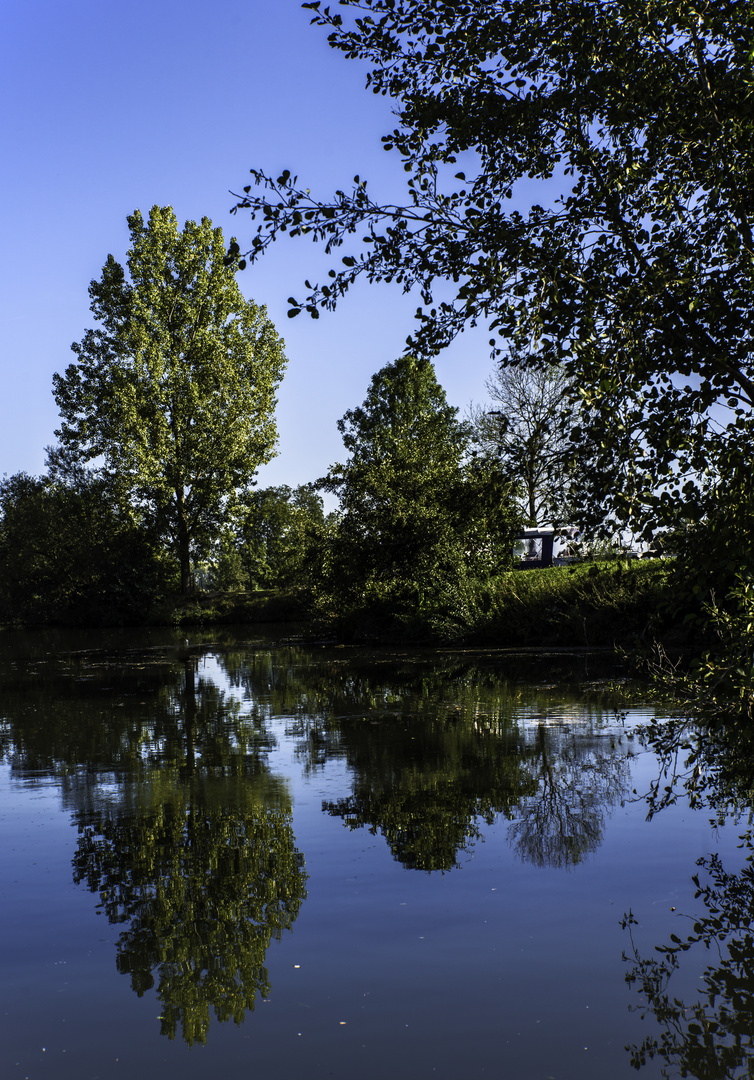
<box><xmin>54</xmin><ymin>206</ymin><xmax>287</xmax><ymax>592</ymax></box>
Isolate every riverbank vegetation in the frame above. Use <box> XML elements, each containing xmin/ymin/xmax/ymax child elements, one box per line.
<box><xmin>0</xmin><ymin>470</ymin><xmax>678</xmax><ymax>652</ymax></box>
<box><xmin>0</xmin><ymin>329</ymin><xmax>679</xmax><ymax>651</ymax></box>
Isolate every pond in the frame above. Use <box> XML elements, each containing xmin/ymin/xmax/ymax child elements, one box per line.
<box><xmin>0</xmin><ymin>628</ymin><xmax>751</xmax><ymax>1080</ymax></box>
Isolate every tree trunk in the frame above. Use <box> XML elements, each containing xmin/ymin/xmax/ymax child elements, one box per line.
<box><xmin>176</xmin><ymin>488</ymin><xmax>191</xmax><ymax>594</ymax></box>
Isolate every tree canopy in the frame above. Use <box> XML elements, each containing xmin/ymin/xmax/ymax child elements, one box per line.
<box><xmin>218</xmin><ymin>483</ymin><xmax>326</xmax><ymax>590</ymax></box>
<box><xmin>0</xmin><ymin>467</ymin><xmax>168</xmax><ymax>625</ymax></box>
<box><xmin>315</xmin><ymin>354</ymin><xmax>519</xmax><ymax>634</ymax></box>
<box><xmin>54</xmin><ymin>206</ymin><xmax>287</xmax><ymax>592</ymax></box>
<box><xmin>233</xmin><ymin>0</ymin><xmax>754</xmax><ymax>542</ymax></box>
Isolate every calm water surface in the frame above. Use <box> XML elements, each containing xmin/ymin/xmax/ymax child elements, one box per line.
<box><xmin>0</xmin><ymin>628</ymin><xmax>750</xmax><ymax>1080</ymax></box>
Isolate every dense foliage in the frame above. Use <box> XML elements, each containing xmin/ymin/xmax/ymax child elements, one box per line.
<box><xmin>313</xmin><ymin>355</ymin><xmax>520</xmax><ymax>636</ymax></box>
<box><xmin>54</xmin><ymin>206</ymin><xmax>287</xmax><ymax>592</ymax></box>
<box><xmin>234</xmin><ymin>0</ymin><xmax>754</xmax><ymax>547</ymax></box>
<box><xmin>209</xmin><ymin>483</ymin><xmax>325</xmax><ymax>590</ymax></box>
<box><xmin>0</xmin><ymin>468</ymin><xmax>169</xmax><ymax>625</ymax></box>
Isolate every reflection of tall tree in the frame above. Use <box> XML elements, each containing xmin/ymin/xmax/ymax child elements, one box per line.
<box><xmin>1</xmin><ymin>647</ymin><xmax>307</xmax><ymax>1046</ymax></box>
<box><xmin>324</xmin><ymin>709</ymin><xmax>537</xmax><ymax>871</ymax></box>
<box><xmin>622</xmin><ymin>843</ymin><xmax>754</xmax><ymax>1079</ymax></box>
<box><xmin>151</xmin><ymin>657</ymin><xmax>276</xmax><ymax>772</ymax></box>
<box><xmin>73</xmin><ymin>769</ymin><xmax>306</xmax><ymax>1045</ymax></box>
<box><xmin>69</xmin><ymin>659</ymin><xmax>306</xmax><ymax>1045</ymax></box>
<box><xmin>507</xmin><ymin>720</ymin><xmax>632</xmax><ymax>868</ymax></box>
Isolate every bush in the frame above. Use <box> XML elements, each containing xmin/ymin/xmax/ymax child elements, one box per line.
<box><xmin>0</xmin><ymin>471</ymin><xmax>171</xmax><ymax>625</ymax></box>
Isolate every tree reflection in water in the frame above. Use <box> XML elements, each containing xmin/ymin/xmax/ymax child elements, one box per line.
<box><xmin>1</xmin><ymin>652</ymin><xmax>308</xmax><ymax>1046</ymax></box>
<box><xmin>251</xmin><ymin>649</ymin><xmax>636</xmax><ymax>873</ymax></box>
<box><xmin>320</xmin><ymin>707</ymin><xmax>633</xmax><ymax>872</ymax></box>
<box><xmin>73</xmin><ymin>768</ymin><xmax>306</xmax><ymax>1045</ymax></box>
<box><xmin>69</xmin><ymin>658</ymin><xmax>307</xmax><ymax>1045</ymax></box>
<box><xmin>322</xmin><ymin>708</ymin><xmax>536</xmax><ymax>871</ymax></box>
<box><xmin>0</xmin><ymin>639</ymin><xmax>642</xmax><ymax>1044</ymax></box>
<box><xmin>623</xmin><ymin>720</ymin><xmax>754</xmax><ymax>1078</ymax></box>
<box><xmin>508</xmin><ymin>717</ymin><xmax>633</xmax><ymax>868</ymax></box>
<box><xmin>622</xmin><ymin>843</ymin><xmax>754</xmax><ymax>1079</ymax></box>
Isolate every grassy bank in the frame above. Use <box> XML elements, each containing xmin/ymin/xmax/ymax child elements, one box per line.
<box><xmin>148</xmin><ymin>588</ymin><xmax>309</xmax><ymax>627</ymax></box>
<box><xmin>162</xmin><ymin>560</ymin><xmax>678</xmax><ymax>649</ymax></box>
<box><xmin>301</xmin><ymin>559</ymin><xmax>680</xmax><ymax>649</ymax></box>
<box><xmin>470</xmin><ymin>559</ymin><xmax>676</xmax><ymax>649</ymax></box>
<box><xmin>3</xmin><ymin>560</ymin><xmax>681</xmax><ymax>653</ymax></box>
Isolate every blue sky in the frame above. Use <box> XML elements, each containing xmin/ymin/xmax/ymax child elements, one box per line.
<box><xmin>1</xmin><ymin>0</ymin><xmax>499</xmax><ymax>499</ymax></box>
